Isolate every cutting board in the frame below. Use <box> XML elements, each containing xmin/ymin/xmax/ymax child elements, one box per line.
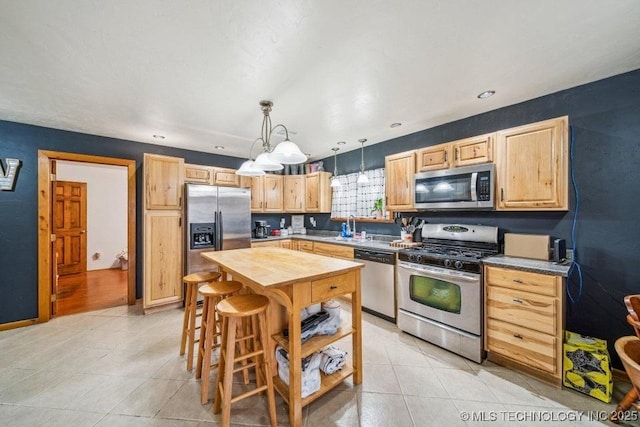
<box><xmin>504</xmin><ymin>233</ymin><xmax>550</xmax><ymax>261</ymax></box>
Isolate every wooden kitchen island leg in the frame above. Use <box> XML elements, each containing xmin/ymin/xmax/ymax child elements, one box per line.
<box><xmin>352</xmin><ymin>269</ymin><xmax>363</xmax><ymax>384</ymax></box>
<box><xmin>288</xmin><ymin>287</ymin><xmax>304</xmax><ymax>427</ymax></box>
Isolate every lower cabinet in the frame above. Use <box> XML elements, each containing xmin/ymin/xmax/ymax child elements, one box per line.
<box><xmin>252</xmin><ymin>239</ymin><xmax>291</xmax><ymax>249</ymax></box>
<box><xmin>143</xmin><ymin>211</ymin><xmax>183</xmax><ymax>311</ymax></box>
<box><xmin>484</xmin><ymin>265</ymin><xmax>565</xmax><ymax>385</ymax></box>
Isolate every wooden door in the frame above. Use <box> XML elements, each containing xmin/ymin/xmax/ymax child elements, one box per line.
<box><xmin>417</xmin><ymin>143</ymin><xmax>450</xmax><ymax>171</ymax></box>
<box><xmin>54</xmin><ymin>181</ymin><xmax>87</xmax><ymax>276</ymax></box>
<box><xmin>144</xmin><ymin>153</ymin><xmax>184</xmax><ymax>210</ymax></box>
<box><xmin>250</xmin><ymin>176</ymin><xmax>264</xmax><ymax>212</ymax></box>
<box><xmin>305</xmin><ymin>173</ymin><xmax>320</xmax><ymax>211</ymax></box>
<box><xmin>385</xmin><ymin>150</ymin><xmax>416</xmax><ymax>211</ymax></box>
<box><xmin>451</xmin><ymin>133</ymin><xmax>494</xmax><ymax>167</ymax></box>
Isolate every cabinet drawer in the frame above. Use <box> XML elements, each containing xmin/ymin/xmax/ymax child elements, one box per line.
<box><xmin>486</xmin><ymin>318</ymin><xmax>557</xmax><ymax>374</ymax></box>
<box><xmin>298</xmin><ymin>241</ymin><xmax>314</xmax><ymax>252</ymax></box>
<box><xmin>313</xmin><ymin>242</ymin><xmax>354</xmax><ymax>259</ymax></box>
<box><xmin>484</xmin><ymin>266</ymin><xmax>559</xmax><ymax>297</ymax></box>
<box><xmin>311</xmin><ymin>271</ymin><xmax>356</xmax><ymax>302</ymax></box>
<box><xmin>486</xmin><ymin>286</ymin><xmax>557</xmax><ymax>335</ymax></box>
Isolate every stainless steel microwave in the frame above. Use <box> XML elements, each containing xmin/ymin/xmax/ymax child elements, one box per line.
<box><xmin>414</xmin><ymin>163</ymin><xmax>494</xmax><ymax>210</ymax></box>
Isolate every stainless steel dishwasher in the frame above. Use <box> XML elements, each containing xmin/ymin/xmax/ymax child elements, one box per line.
<box><xmin>354</xmin><ymin>248</ymin><xmax>396</xmax><ymax>322</ymax></box>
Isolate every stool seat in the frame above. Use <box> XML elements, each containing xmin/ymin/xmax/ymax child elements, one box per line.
<box><xmin>184</xmin><ymin>271</ymin><xmax>220</xmax><ymax>284</ymax></box>
<box><xmin>216</xmin><ymin>294</ymin><xmax>269</xmax><ymax>317</ymax></box>
<box><xmin>199</xmin><ymin>280</ymin><xmax>243</xmax><ymax>298</ymax></box>
<box><xmin>180</xmin><ymin>271</ymin><xmax>221</xmax><ymax>371</ymax></box>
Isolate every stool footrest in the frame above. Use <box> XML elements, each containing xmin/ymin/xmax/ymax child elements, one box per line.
<box><xmin>228</xmin><ymin>385</ymin><xmax>268</xmax><ymax>404</ymax></box>
<box><xmin>233</xmin><ymin>349</ymin><xmax>263</xmax><ymax>364</ymax></box>
<box><xmin>232</xmin><ymin>361</ymin><xmax>258</xmax><ymax>373</ymax></box>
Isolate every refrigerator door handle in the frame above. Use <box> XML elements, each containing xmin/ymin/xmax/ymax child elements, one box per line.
<box><xmin>217</xmin><ymin>210</ymin><xmax>223</xmax><ymax>250</ymax></box>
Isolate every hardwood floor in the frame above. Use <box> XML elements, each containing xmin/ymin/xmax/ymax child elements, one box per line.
<box><xmin>55</xmin><ymin>268</ymin><xmax>128</xmax><ymax>316</ymax></box>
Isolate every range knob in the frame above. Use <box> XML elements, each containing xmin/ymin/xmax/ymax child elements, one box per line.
<box><xmin>443</xmin><ymin>259</ymin><xmax>452</xmax><ymax>268</ymax></box>
<box><xmin>415</xmin><ymin>255</ymin><xmax>423</xmax><ymax>263</ymax></box>
<box><xmin>409</xmin><ymin>254</ymin><xmax>417</xmax><ymax>262</ymax></box>
<box><xmin>454</xmin><ymin>260</ymin><xmax>464</xmax><ymax>270</ymax></box>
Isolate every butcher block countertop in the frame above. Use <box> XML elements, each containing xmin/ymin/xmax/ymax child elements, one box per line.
<box><xmin>202</xmin><ymin>246</ymin><xmax>364</xmax><ymax>287</ymax></box>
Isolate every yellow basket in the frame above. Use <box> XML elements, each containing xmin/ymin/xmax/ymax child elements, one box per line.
<box><xmin>562</xmin><ymin>331</ymin><xmax>612</xmax><ymax>403</ymax></box>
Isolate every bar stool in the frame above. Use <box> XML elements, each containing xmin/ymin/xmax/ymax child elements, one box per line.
<box><xmin>214</xmin><ymin>294</ymin><xmax>277</xmax><ymax>427</ymax></box>
<box><xmin>196</xmin><ymin>280</ymin><xmax>244</xmax><ymax>404</ymax></box>
<box><xmin>180</xmin><ymin>271</ymin><xmax>221</xmax><ymax>371</ymax></box>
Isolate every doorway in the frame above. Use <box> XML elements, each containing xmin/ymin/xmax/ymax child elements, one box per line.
<box><xmin>37</xmin><ymin>151</ymin><xmax>136</xmax><ymax>322</ymax></box>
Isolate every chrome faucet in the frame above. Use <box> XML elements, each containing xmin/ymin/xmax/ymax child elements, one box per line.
<box><xmin>348</xmin><ymin>214</ymin><xmax>356</xmax><ymax>238</ymax></box>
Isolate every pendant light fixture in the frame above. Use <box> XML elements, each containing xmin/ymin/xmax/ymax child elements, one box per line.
<box><xmin>330</xmin><ymin>147</ymin><xmax>341</xmax><ymax>187</ymax></box>
<box><xmin>357</xmin><ymin>138</ymin><xmax>369</xmax><ymax>184</ymax></box>
<box><xmin>236</xmin><ymin>100</ymin><xmax>307</xmax><ymax>176</ymax></box>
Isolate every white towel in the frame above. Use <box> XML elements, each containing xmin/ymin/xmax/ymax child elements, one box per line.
<box><xmin>275</xmin><ymin>347</ymin><xmax>322</xmax><ymax>398</ymax></box>
<box><xmin>319</xmin><ymin>345</ymin><xmax>347</xmax><ymax>375</ymax></box>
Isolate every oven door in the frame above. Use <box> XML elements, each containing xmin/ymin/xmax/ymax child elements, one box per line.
<box><xmin>397</xmin><ymin>261</ymin><xmax>482</xmax><ymax>335</ymax></box>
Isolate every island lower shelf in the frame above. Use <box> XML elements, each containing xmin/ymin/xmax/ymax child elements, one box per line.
<box><xmin>273</xmin><ymin>359</ymin><xmax>354</xmax><ymax>407</ymax></box>
<box><xmin>271</xmin><ymin>325</ymin><xmax>355</xmax><ymax>358</ymax></box>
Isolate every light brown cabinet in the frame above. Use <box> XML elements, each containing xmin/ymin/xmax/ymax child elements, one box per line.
<box><xmin>251</xmin><ymin>175</ymin><xmax>284</xmax><ymax>213</ymax></box>
<box><xmin>416</xmin><ymin>133</ymin><xmax>494</xmax><ymax>172</ymax></box>
<box><xmin>313</xmin><ymin>242</ymin><xmax>354</xmax><ymax>260</ymax></box>
<box><xmin>484</xmin><ymin>265</ymin><xmax>565</xmax><ymax>385</ymax></box>
<box><xmin>283</xmin><ymin>175</ymin><xmax>306</xmax><ymax>212</ymax></box>
<box><xmin>144</xmin><ymin>154</ymin><xmax>184</xmax><ymax>210</ymax></box>
<box><xmin>385</xmin><ymin>150</ymin><xmax>416</xmax><ymax>211</ymax></box>
<box><xmin>305</xmin><ymin>171</ymin><xmax>332</xmax><ymax>213</ymax></box>
<box><xmin>143</xmin><ymin>210</ymin><xmax>183</xmax><ymax>310</ymax></box>
<box><xmin>252</xmin><ymin>239</ymin><xmax>291</xmax><ymax>249</ymax></box>
<box><xmin>184</xmin><ymin>163</ymin><xmax>212</xmax><ymax>184</ymax></box>
<box><xmin>212</xmin><ymin>167</ymin><xmax>241</xmax><ymax>187</ymax></box>
<box><xmin>496</xmin><ymin>116</ymin><xmax>568</xmax><ymax>211</ymax></box>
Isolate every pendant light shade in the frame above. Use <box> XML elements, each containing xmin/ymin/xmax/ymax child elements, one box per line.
<box><xmin>236</xmin><ymin>159</ymin><xmax>265</xmax><ymax>176</ymax></box>
<box><xmin>357</xmin><ymin>138</ymin><xmax>369</xmax><ymax>184</ymax></box>
<box><xmin>330</xmin><ymin>147</ymin><xmax>341</xmax><ymax>187</ymax></box>
<box><xmin>236</xmin><ymin>100</ymin><xmax>307</xmax><ymax>176</ymax></box>
<box><xmin>270</xmin><ymin>139</ymin><xmax>307</xmax><ymax>164</ymax></box>
<box><xmin>254</xmin><ymin>152</ymin><xmax>284</xmax><ymax>171</ymax></box>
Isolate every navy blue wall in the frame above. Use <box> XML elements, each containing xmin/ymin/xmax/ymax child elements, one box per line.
<box><xmin>0</xmin><ymin>123</ymin><xmax>244</xmax><ymax>324</ymax></box>
<box><xmin>2</xmin><ymin>69</ymin><xmax>639</xmax><ymax>368</ymax></box>
<box><xmin>318</xmin><ymin>69</ymin><xmax>640</xmax><ymax>367</ymax></box>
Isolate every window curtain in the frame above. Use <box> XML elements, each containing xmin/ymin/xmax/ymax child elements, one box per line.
<box><xmin>331</xmin><ymin>168</ymin><xmax>385</xmax><ymax>218</ymax></box>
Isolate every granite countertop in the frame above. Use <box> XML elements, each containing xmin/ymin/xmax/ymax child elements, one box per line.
<box><xmin>482</xmin><ymin>254</ymin><xmax>572</xmax><ymax>277</ymax></box>
<box><xmin>251</xmin><ymin>232</ymin><xmax>404</xmax><ymax>252</ymax></box>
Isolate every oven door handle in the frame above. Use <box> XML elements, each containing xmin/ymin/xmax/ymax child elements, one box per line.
<box><xmin>398</xmin><ymin>262</ymin><xmax>479</xmax><ymax>283</ymax></box>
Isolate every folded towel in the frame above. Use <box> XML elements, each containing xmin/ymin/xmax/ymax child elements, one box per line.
<box><xmin>319</xmin><ymin>345</ymin><xmax>347</xmax><ymax>375</ymax></box>
<box><xmin>275</xmin><ymin>346</ymin><xmax>322</xmax><ymax>398</ymax></box>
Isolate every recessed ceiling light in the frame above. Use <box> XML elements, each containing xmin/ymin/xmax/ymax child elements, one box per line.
<box><xmin>390</xmin><ymin>122</ymin><xmax>402</xmax><ymax>128</ymax></box>
<box><xmin>152</xmin><ymin>134</ymin><xmax>165</xmax><ymax>139</ymax></box>
<box><xmin>477</xmin><ymin>90</ymin><xmax>496</xmax><ymax>99</ymax></box>
<box><xmin>337</xmin><ymin>141</ymin><xmax>346</xmax><ymax>145</ymax></box>
<box><xmin>214</xmin><ymin>145</ymin><xmax>225</xmax><ymax>150</ymax></box>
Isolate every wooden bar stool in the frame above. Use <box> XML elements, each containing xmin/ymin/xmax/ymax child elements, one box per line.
<box><xmin>196</xmin><ymin>280</ymin><xmax>244</xmax><ymax>404</ymax></box>
<box><xmin>180</xmin><ymin>271</ymin><xmax>221</xmax><ymax>371</ymax></box>
<box><xmin>214</xmin><ymin>294</ymin><xmax>277</xmax><ymax>427</ymax></box>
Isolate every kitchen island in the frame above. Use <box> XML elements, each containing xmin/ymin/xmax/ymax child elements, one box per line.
<box><xmin>201</xmin><ymin>247</ymin><xmax>364</xmax><ymax>427</ymax></box>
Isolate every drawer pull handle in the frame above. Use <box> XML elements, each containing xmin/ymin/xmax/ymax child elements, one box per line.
<box><xmin>512</xmin><ymin>298</ymin><xmax>523</xmax><ymax>304</ymax></box>
<box><xmin>513</xmin><ymin>279</ymin><xmax>523</xmax><ymax>284</ymax></box>
<box><xmin>330</xmin><ymin>285</ymin><xmax>338</xmax><ymax>290</ymax></box>
<box><xmin>513</xmin><ymin>334</ymin><xmax>523</xmax><ymax>340</ymax></box>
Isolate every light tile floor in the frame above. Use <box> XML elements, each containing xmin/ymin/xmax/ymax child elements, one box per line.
<box><xmin>0</xmin><ymin>303</ymin><xmax>635</xmax><ymax>426</ymax></box>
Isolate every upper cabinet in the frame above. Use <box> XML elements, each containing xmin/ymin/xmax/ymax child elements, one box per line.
<box><xmin>451</xmin><ymin>133</ymin><xmax>494</xmax><ymax>167</ymax></box>
<box><xmin>144</xmin><ymin>153</ymin><xmax>184</xmax><ymax>210</ymax></box>
<box><xmin>283</xmin><ymin>175</ymin><xmax>306</xmax><ymax>212</ymax></box>
<box><xmin>417</xmin><ymin>133</ymin><xmax>494</xmax><ymax>172</ymax></box>
<box><xmin>184</xmin><ymin>164</ymin><xmax>242</xmax><ymax>187</ymax></box>
<box><xmin>385</xmin><ymin>150</ymin><xmax>416</xmax><ymax>211</ymax></box>
<box><xmin>212</xmin><ymin>167</ymin><xmax>241</xmax><ymax>187</ymax></box>
<box><xmin>251</xmin><ymin>175</ymin><xmax>284</xmax><ymax>213</ymax></box>
<box><xmin>305</xmin><ymin>171</ymin><xmax>332</xmax><ymax>213</ymax></box>
<box><xmin>496</xmin><ymin>116</ymin><xmax>568</xmax><ymax>211</ymax></box>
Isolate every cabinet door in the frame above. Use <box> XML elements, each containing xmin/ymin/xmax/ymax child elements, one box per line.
<box><xmin>283</xmin><ymin>176</ymin><xmax>306</xmax><ymax>212</ymax></box>
<box><xmin>144</xmin><ymin>154</ymin><xmax>184</xmax><ymax>210</ymax></box>
<box><xmin>184</xmin><ymin>163</ymin><xmax>212</xmax><ymax>184</ymax></box>
<box><xmin>496</xmin><ymin>116</ymin><xmax>568</xmax><ymax>210</ymax></box>
<box><xmin>417</xmin><ymin>143</ymin><xmax>451</xmax><ymax>171</ymax></box>
<box><xmin>144</xmin><ymin>211</ymin><xmax>183</xmax><ymax>309</ymax></box>
<box><xmin>250</xmin><ymin>176</ymin><xmax>264</xmax><ymax>212</ymax></box>
<box><xmin>263</xmin><ymin>175</ymin><xmax>283</xmax><ymax>212</ymax></box>
<box><xmin>452</xmin><ymin>133</ymin><xmax>494</xmax><ymax>167</ymax></box>
<box><xmin>385</xmin><ymin>150</ymin><xmax>416</xmax><ymax>211</ymax></box>
<box><xmin>305</xmin><ymin>173</ymin><xmax>320</xmax><ymax>212</ymax></box>
<box><xmin>213</xmin><ymin>167</ymin><xmax>241</xmax><ymax>187</ymax></box>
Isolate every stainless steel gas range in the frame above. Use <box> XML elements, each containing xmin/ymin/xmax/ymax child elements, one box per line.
<box><xmin>396</xmin><ymin>223</ymin><xmax>499</xmax><ymax>363</ymax></box>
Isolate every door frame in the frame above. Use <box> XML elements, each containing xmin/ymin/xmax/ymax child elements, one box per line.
<box><xmin>38</xmin><ymin>150</ymin><xmax>136</xmax><ymax>322</ymax></box>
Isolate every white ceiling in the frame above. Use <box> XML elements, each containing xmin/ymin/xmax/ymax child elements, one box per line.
<box><xmin>1</xmin><ymin>1</ymin><xmax>639</xmax><ymax>161</ymax></box>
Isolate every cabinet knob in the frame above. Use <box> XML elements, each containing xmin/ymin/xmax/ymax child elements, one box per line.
<box><xmin>330</xmin><ymin>285</ymin><xmax>338</xmax><ymax>290</ymax></box>
<box><xmin>513</xmin><ymin>334</ymin><xmax>523</xmax><ymax>340</ymax></box>
<box><xmin>512</xmin><ymin>298</ymin><xmax>523</xmax><ymax>304</ymax></box>
<box><xmin>513</xmin><ymin>279</ymin><xmax>523</xmax><ymax>284</ymax></box>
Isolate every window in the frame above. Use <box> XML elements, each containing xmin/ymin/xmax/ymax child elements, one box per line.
<box><xmin>331</xmin><ymin>168</ymin><xmax>385</xmax><ymax>218</ymax></box>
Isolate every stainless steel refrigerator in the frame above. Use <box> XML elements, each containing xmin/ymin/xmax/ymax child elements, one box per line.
<box><xmin>184</xmin><ymin>183</ymin><xmax>251</xmax><ymax>276</ymax></box>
